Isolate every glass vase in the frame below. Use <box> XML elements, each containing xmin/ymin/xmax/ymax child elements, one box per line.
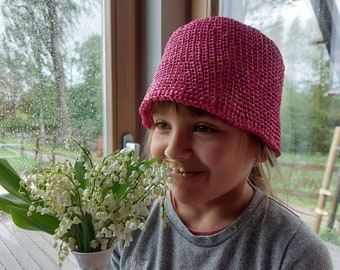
<box><xmin>72</xmin><ymin>247</ymin><xmax>115</xmax><ymax>270</ymax></box>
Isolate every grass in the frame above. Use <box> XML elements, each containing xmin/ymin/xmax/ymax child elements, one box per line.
<box><xmin>276</xmin><ymin>152</ymin><xmax>340</xmax><ymax>245</ymax></box>
<box><xmin>280</xmin><ymin>152</ymin><xmax>328</xmax><ymax>164</ymax></box>
<box><xmin>0</xmin><ymin>147</ymin><xmax>39</xmax><ymax>172</ymax></box>
<box><xmin>320</xmin><ymin>229</ymin><xmax>340</xmax><ymax>245</ymax></box>
<box><xmin>0</xmin><ymin>139</ymin><xmax>82</xmax><ymax>172</ymax></box>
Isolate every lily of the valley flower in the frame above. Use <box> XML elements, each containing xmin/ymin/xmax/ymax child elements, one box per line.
<box><xmin>0</xmin><ymin>140</ymin><xmax>178</xmax><ymax>267</ymax></box>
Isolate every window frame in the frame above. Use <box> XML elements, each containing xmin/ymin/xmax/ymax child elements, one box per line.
<box><xmin>104</xmin><ymin>0</ymin><xmax>217</xmax><ymax>153</ymax></box>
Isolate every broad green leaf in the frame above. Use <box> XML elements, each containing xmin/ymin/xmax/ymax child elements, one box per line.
<box><xmin>73</xmin><ymin>140</ymin><xmax>92</xmax><ymax>188</ymax></box>
<box><xmin>115</xmin><ymin>181</ymin><xmax>131</xmax><ymax>198</ymax></box>
<box><xmin>0</xmin><ymin>159</ymin><xmax>22</xmax><ymax>196</ymax></box>
<box><xmin>9</xmin><ymin>205</ymin><xmax>59</xmax><ymax>235</ymax></box>
<box><xmin>0</xmin><ymin>193</ymin><xmax>30</xmax><ymax>214</ymax></box>
<box><xmin>74</xmin><ymin>160</ymin><xmax>87</xmax><ymax>188</ymax></box>
<box><xmin>0</xmin><ymin>158</ymin><xmax>29</xmax><ymax>202</ymax></box>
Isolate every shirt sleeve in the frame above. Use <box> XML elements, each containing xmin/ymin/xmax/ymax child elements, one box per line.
<box><xmin>281</xmin><ymin>223</ymin><xmax>333</xmax><ymax>270</ymax></box>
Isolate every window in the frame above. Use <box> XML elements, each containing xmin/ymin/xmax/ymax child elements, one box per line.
<box><xmin>220</xmin><ymin>1</ymin><xmax>340</xmax><ymax>154</ymax></box>
<box><xmin>220</xmin><ymin>0</ymin><xmax>340</xmax><ymax>241</ymax></box>
<box><xmin>0</xmin><ymin>0</ymin><xmax>103</xmax><ymax>171</ymax></box>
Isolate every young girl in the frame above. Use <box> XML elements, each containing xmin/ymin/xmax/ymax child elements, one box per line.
<box><xmin>112</xmin><ymin>16</ymin><xmax>333</xmax><ymax>269</ymax></box>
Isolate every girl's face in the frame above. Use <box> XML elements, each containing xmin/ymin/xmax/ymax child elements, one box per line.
<box><xmin>150</xmin><ymin>102</ymin><xmax>259</xmax><ymax>206</ymax></box>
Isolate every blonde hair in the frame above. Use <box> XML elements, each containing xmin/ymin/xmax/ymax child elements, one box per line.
<box><xmin>249</xmin><ymin>143</ymin><xmax>282</xmax><ymax>199</ymax></box>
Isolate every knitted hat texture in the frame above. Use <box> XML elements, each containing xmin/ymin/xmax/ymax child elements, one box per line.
<box><xmin>139</xmin><ymin>17</ymin><xmax>285</xmax><ymax>156</ymax></box>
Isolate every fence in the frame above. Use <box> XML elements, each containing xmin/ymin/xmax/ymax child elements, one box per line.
<box><xmin>278</xmin><ymin>127</ymin><xmax>340</xmax><ymax>234</ymax></box>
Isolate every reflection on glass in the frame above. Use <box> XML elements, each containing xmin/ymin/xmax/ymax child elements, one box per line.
<box><xmin>331</xmin><ymin>0</ymin><xmax>340</xmax><ymax>93</ymax></box>
<box><xmin>0</xmin><ymin>0</ymin><xmax>102</xmax><ymax>172</ymax></box>
<box><xmin>220</xmin><ymin>0</ymin><xmax>340</xmax><ymax>244</ymax></box>
<box><xmin>221</xmin><ymin>0</ymin><xmax>339</xmax><ymax>153</ymax></box>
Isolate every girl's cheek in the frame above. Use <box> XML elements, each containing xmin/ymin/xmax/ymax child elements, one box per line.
<box><xmin>150</xmin><ymin>134</ymin><xmax>165</xmax><ymax>157</ymax></box>
<box><xmin>149</xmin><ymin>135</ymin><xmax>160</xmax><ymax>157</ymax></box>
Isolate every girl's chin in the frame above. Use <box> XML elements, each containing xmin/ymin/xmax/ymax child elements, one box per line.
<box><xmin>170</xmin><ymin>189</ymin><xmax>193</xmax><ymax>205</ymax></box>
<box><xmin>170</xmin><ymin>184</ymin><xmax>201</xmax><ymax>202</ymax></box>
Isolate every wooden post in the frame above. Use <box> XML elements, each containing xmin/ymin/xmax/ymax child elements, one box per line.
<box><xmin>327</xmin><ymin>169</ymin><xmax>340</xmax><ymax>231</ymax></box>
<box><xmin>313</xmin><ymin>127</ymin><xmax>340</xmax><ymax>233</ymax></box>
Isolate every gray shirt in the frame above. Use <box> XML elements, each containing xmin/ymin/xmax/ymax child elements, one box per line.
<box><xmin>112</xmin><ymin>189</ymin><xmax>333</xmax><ymax>269</ymax></box>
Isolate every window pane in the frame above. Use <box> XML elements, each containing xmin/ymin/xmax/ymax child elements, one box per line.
<box><xmin>0</xmin><ymin>0</ymin><xmax>103</xmax><ymax>172</ymax></box>
<box><xmin>220</xmin><ymin>0</ymin><xmax>340</xmax><ymax>241</ymax></box>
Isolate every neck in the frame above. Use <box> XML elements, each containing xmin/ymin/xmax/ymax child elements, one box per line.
<box><xmin>171</xmin><ymin>184</ymin><xmax>254</xmax><ymax>233</ymax></box>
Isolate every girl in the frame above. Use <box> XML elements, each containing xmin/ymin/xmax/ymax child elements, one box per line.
<box><xmin>112</xmin><ymin>16</ymin><xmax>332</xmax><ymax>269</ymax></box>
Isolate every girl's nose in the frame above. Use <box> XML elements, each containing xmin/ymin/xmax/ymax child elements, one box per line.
<box><xmin>164</xmin><ymin>129</ymin><xmax>193</xmax><ymax>160</ymax></box>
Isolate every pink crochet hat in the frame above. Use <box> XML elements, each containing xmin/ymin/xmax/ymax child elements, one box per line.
<box><xmin>139</xmin><ymin>17</ymin><xmax>285</xmax><ymax>156</ymax></box>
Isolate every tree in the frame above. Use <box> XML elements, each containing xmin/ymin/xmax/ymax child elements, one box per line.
<box><xmin>0</xmin><ymin>0</ymin><xmax>95</xmax><ymax>145</ymax></box>
<box><xmin>0</xmin><ymin>45</ymin><xmax>27</xmax><ymax>131</ymax></box>
<box><xmin>69</xmin><ymin>35</ymin><xmax>102</xmax><ymax>143</ymax></box>
<box><xmin>280</xmin><ymin>15</ymin><xmax>335</xmax><ymax>155</ymax></box>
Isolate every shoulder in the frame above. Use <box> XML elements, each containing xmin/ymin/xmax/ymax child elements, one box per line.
<box><xmin>281</xmin><ymin>220</ymin><xmax>333</xmax><ymax>269</ymax></box>
<box><xmin>257</xmin><ymin>192</ymin><xmax>319</xmax><ymax>241</ymax></box>
<box><xmin>257</xmin><ymin>193</ymin><xmax>333</xmax><ymax>269</ymax></box>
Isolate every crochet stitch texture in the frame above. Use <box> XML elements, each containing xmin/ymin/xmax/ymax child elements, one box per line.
<box><xmin>139</xmin><ymin>16</ymin><xmax>285</xmax><ymax>156</ymax></box>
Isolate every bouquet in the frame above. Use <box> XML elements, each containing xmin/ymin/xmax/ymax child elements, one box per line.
<box><xmin>0</xmin><ymin>140</ymin><xmax>175</xmax><ymax>266</ymax></box>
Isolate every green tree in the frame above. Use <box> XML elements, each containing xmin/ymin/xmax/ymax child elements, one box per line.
<box><xmin>0</xmin><ymin>46</ymin><xmax>27</xmax><ymax>132</ymax></box>
<box><xmin>0</xmin><ymin>0</ymin><xmax>95</xmax><ymax>146</ymax></box>
<box><xmin>306</xmin><ymin>43</ymin><xmax>331</xmax><ymax>154</ymax></box>
<box><xmin>69</xmin><ymin>35</ymin><xmax>102</xmax><ymax>142</ymax></box>
<box><xmin>280</xmin><ymin>15</ymin><xmax>334</xmax><ymax>155</ymax></box>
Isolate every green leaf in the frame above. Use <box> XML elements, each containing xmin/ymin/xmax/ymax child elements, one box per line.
<box><xmin>0</xmin><ymin>159</ymin><xmax>23</xmax><ymax>197</ymax></box>
<box><xmin>115</xmin><ymin>181</ymin><xmax>131</xmax><ymax>198</ymax></box>
<box><xmin>74</xmin><ymin>160</ymin><xmax>87</xmax><ymax>188</ymax></box>
<box><xmin>0</xmin><ymin>159</ymin><xmax>31</xmax><ymax>213</ymax></box>
<box><xmin>0</xmin><ymin>193</ymin><xmax>30</xmax><ymax>214</ymax></box>
<box><xmin>8</xmin><ymin>205</ymin><xmax>59</xmax><ymax>235</ymax></box>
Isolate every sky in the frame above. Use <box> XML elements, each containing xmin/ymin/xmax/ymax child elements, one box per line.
<box><xmin>0</xmin><ymin>1</ymin><xmax>101</xmax><ymax>45</ymax></box>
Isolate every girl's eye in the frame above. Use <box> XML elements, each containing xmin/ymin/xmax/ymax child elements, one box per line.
<box><xmin>195</xmin><ymin>124</ymin><xmax>215</xmax><ymax>133</ymax></box>
<box><xmin>154</xmin><ymin>121</ymin><xmax>170</xmax><ymax>130</ymax></box>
